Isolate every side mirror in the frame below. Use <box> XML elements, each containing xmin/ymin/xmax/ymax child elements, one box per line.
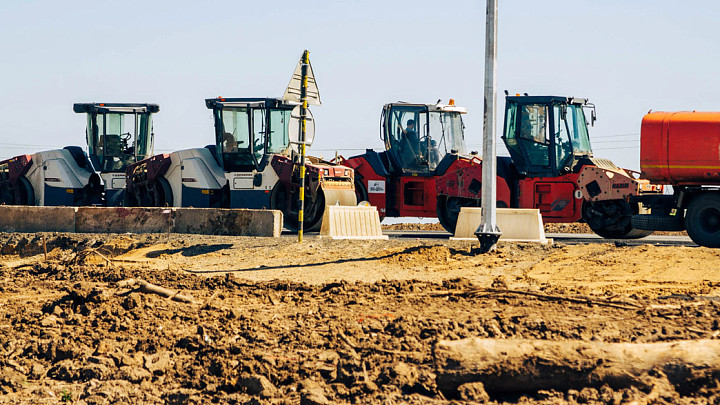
<box><xmin>560</xmin><ymin>105</ymin><xmax>567</xmax><ymax>120</ymax></box>
<box><xmin>591</xmin><ymin>110</ymin><xmax>597</xmax><ymax>126</ymax></box>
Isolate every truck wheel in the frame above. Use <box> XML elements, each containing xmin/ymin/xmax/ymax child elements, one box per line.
<box><xmin>437</xmin><ymin>196</ymin><xmax>481</xmax><ymax>234</ymax></box>
<box><xmin>271</xmin><ymin>182</ymin><xmax>325</xmax><ymax>232</ymax></box>
<box><xmin>271</xmin><ymin>182</ymin><xmax>299</xmax><ymax>231</ymax></box>
<box><xmin>583</xmin><ymin>200</ymin><xmax>653</xmax><ymax>239</ymax></box>
<box><xmin>631</xmin><ymin>214</ymin><xmax>685</xmax><ymax>231</ymax></box>
<box><xmin>685</xmin><ymin>193</ymin><xmax>720</xmax><ymax>248</ymax></box>
<box><xmin>304</xmin><ymin>189</ymin><xmax>326</xmax><ymax>232</ymax></box>
<box><xmin>149</xmin><ymin>177</ymin><xmax>173</xmax><ymax>207</ymax></box>
<box><xmin>0</xmin><ymin>183</ymin><xmax>14</xmax><ymax>205</ymax></box>
<box><xmin>123</xmin><ymin>190</ymin><xmax>139</xmax><ymax>207</ymax></box>
<box><xmin>15</xmin><ymin>177</ymin><xmax>35</xmax><ymax>205</ymax></box>
<box><xmin>355</xmin><ymin>179</ymin><xmax>368</xmax><ymax>205</ymax></box>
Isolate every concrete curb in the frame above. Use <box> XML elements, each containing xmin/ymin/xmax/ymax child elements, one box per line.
<box><xmin>0</xmin><ymin>206</ymin><xmax>282</xmax><ymax>237</ymax></box>
<box><xmin>76</xmin><ymin>207</ymin><xmax>175</xmax><ymax>234</ymax></box>
<box><xmin>174</xmin><ymin>208</ymin><xmax>282</xmax><ymax>237</ymax></box>
<box><xmin>0</xmin><ymin>206</ymin><xmax>76</xmax><ymax>233</ymax></box>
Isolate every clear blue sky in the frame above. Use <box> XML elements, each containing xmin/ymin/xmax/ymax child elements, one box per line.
<box><xmin>1</xmin><ymin>0</ymin><xmax>719</xmax><ymax>170</ymax></box>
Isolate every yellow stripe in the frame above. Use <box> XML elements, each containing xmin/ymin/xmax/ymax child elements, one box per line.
<box><xmin>643</xmin><ymin>164</ymin><xmax>720</xmax><ymax>170</ymax></box>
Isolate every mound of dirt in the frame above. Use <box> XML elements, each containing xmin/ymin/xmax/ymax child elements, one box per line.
<box><xmin>0</xmin><ymin>232</ymin><xmax>719</xmax><ymax>404</ymax></box>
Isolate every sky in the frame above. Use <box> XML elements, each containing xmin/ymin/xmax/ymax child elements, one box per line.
<box><xmin>1</xmin><ymin>0</ymin><xmax>719</xmax><ymax>170</ymax></box>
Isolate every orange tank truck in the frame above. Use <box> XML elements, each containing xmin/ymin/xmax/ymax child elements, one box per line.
<box><xmin>631</xmin><ymin>111</ymin><xmax>720</xmax><ymax>247</ymax></box>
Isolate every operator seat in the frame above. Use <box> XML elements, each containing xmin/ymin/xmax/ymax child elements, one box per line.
<box><xmin>104</xmin><ymin>135</ymin><xmax>123</xmax><ymax>156</ymax></box>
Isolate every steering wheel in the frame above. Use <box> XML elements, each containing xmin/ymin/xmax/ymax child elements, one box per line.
<box><xmin>253</xmin><ymin>138</ymin><xmax>264</xmax><ymax>153</ymax></box>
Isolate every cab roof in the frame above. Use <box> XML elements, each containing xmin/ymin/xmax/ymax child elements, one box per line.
<box><xmin>205</xmin><ymin>97</ymin><xmax>300</xmax><ymax>110</ymax></box>
<box><xmin>73</xmin><ymin>103</ymin><xmax>159</xmax><ymax>114</ymax></box>
<box><xmin>385</xmin><ymin>101</ymin><xmax>467</xmax><ymax>114</ymax></box>
<box><xmin>505</xmin><ymin>95</ymin><xmax>589</xmax><ymax>106</ymax></box>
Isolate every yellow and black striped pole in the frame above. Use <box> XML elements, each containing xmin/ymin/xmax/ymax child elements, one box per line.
<box><xmin>297</xmin><ymin>50</ymin><xmax>309</xmax><ymax>242</ymax></box>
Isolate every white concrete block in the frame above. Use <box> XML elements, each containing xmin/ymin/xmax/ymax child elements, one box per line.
<box><xmin>319</xmin><ymin>205</ymin><xmax>388</xmax><ymax>240</ymax></box>
<box><xmin>450</xmin><ymin>207</ymin><xmax>550</xmax><ymax>244</ymax></box>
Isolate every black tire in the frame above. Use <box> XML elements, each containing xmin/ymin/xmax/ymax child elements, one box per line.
<box><xmin>0</xmin><ymin>183</ymin><xmax>14</xmax><ymax>205</ymax></box>
<box><xmin>271</xmin><ymin>182</ymin><xmax>293</xmax><ymax>230</ymax></box>
<box><xmin>437</xmin><ymin>197</ymin><xmax>454</xmax><ymax>234</ymax></box>
<box><xmin>143</xmin><ymin>177</ymin><xmax>173</xmax><ymax>207</ymax></box>
<box><xmin>304</xmin><ymin>189</ymin><xmax>326</xmax><ymax>232</ymax></box>
<box><xmin>631</xmin><ymin>214</ymin><xmax>685</xmax><ymax>231</ymax></box>
<box><xmin>355</xmin><ymin>179</ymin><xmax>369</xmax><ymax>205</ymax></box>
<box><xmin>123</xmin><ymin>189</ymin><xmax>139</xmax><ymax>207</ymax></box>
<box><xmin>685</xmin><ymin>193</ymin><xmax>720</xmax><ymax>248</ymax></box>
<box><xmin>16</xmin><ymin>177</ymin><xmax>35</xmax><ymax>205</ymax></box>
<box><xmin>271</xmin><ymin>182</ymin><xmax>326</xmax><ymax>232</ymax></box>
<box><xmin>583</xmin><ymin>200</ymin><xmax>653</xmax><ymax>239</ymax></box>
<box><xmin>155</xmin><ymin>177</ymin><xmax>174</xmax><ymax>207</ymax></box>
<box><xmin>437</xmin><ymin>196</ymin><xmax>481</xmax><ymax>234</ymax></box>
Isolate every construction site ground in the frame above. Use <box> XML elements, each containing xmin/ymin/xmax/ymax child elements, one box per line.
<box><xmin>0</xmin><ymin>225</ymin><xmax>719</xmax><ymax>404</ymax></box>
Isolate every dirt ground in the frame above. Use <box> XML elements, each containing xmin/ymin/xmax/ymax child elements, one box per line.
<box><xmin>383</xmin><ymin>222</ymin><xmax>687</xmax><ymax>236</ymax></box>
<box><xmin>1</xmin><ymin>231</ymin><xmax>719</xmax><ymax>404</ymax></box>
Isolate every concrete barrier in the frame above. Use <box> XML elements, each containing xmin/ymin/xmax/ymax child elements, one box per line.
<box><xmin>174</xmin><ymin>208</ymin><xmax>282</xmax><ymax>237</ymax></box>
<box><xmin>0</xmin><ymin>206</ymin><xmax>282</xmax><ymax>237</ymax></box>
<box><xmin>0</xmin><ymin>206</ymin><xmax>76</xmax><ymax>233</ymax></box>
<box><xmin>319</xmin><ymin>205</ymin><xmax>388</xmax><ymax>240</ymax></box>
<box><xmin>75</xmin><ymin>207</ymin><xmax>175</xmax><ymax>234</ymax></box>
<box><xmin>450</xmin><ymin>207</ymin><xmax>551</xmax><ymax>244</ymax></box>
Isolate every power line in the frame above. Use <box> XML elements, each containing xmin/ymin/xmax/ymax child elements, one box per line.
<box><xmin>310</xmin><ymin>148</ymin><xmax>377</xmax><ymax>152</ymax></box>
<box><xmin>592</xmin><ymin>133</ymin><xmax>639</xmax><ymax>139</ymax></box>
<box><xmin>592</xmin><ymin>140</ymin><xmax>639</xmax><ymax>144</ymax></box>
<box><xmin>594</xmin><ymin>146</ymin><xmax>640</xmax><ymax>150</ymax></box>
<box><xmin>0</xmin><ymin>142</ymin><xmax>62</xmax><ymax>148</ymax></box>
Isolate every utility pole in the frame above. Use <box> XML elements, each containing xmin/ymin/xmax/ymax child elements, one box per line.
<box><xmin>475</xmin><ymin>0</ymin><xmax>502</xmax><ymax>253</ymax></box>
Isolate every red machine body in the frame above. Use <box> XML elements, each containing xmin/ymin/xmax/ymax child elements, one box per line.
<box><xmin>641</xmin><ymin>111</ymin><xmax>720</xmax><ymax>185</ymax></box>
<box><xmin>516</xmin><ymin>176</ymin><xmax>583</xmax><ymax>223</ymax></box>
<box><xmin>344</xmin><ymin>153</ymin><xmax>514</xmax><ymax>220</ymax></box>
<box><xmin>433</xmin><ymin>154</ymin><xmax>585</xmax><ymax>227</ymax></box>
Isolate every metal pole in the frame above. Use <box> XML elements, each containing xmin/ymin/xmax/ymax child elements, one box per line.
<box><xmin>475</xmin><ymin>0</ymin><xmax>502</xmax><ymax>253</ymax></box>
<box><xmin>297</xmin><ymin>50</ymin><xmax>309</xmax><ymax>242</ymax></box>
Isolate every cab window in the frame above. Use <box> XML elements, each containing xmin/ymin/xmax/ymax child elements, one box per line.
<box><xmin>219</xmin><ymin>108</ymin><xmax>256</xmax><ymax>171</ymax></box>
<box><xmin>268</xmin><ymin>109</ymin><xmax>292</xmax><ymax>154</ymax></box>
<box><xmin>518</xmin><ymin>104</ymin><xmax>549</xmax><ymax>167</ymax></box>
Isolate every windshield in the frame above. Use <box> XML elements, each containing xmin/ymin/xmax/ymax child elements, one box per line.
<box><xmin>385</xmin><ymin>106</ymin><xmax>465</xmax><ymax>173</ymax></box>
<box><xmin>267</xmin><ymin>109</ymin><xmax>292</xmax><ymax>154</ymax></box>
<box><xmin>568</xmin><ymin>104</ymin><xmax>592</xmax><ymax>154</ymax></box>
<box><xmin>217</xmin><ymin>105</ymin><xmax>293</xmax><ymax>171</ymax></box>
<box><xmin>553</xmin><ymin>104</ymin><xmax>593</xmax><ymax>171</ymax></box>
<box><xmin>87</xmin><ymin>112</ymin><xmax>153</xmax><ymax>172</ymax></box>
<box><xmin>429</xmin><ymin>111</ymin><xmax>465</xmax><ymax>164</ymax></box>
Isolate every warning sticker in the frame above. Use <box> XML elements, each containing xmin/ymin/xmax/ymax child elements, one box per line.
<box><xmin>368</xmin><ymin>180</ymin><xmax>386</xmax><ymax>194</ymax></box>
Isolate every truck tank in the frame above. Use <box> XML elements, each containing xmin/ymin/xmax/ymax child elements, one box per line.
<box><xmin>641</xmin><ymin>111</ymin><xmax>720</xmax><ymax>185</ymax></box>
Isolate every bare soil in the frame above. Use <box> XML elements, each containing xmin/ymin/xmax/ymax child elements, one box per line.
<box><xmin>0</xmin><ymin>232</ymin><xmax>719</xmax><ymax>404</ymax></box>
<box><xmin>383</xmin><ymin>221</ymin><xmax>687</xmax><ymax>236</ymax></box>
